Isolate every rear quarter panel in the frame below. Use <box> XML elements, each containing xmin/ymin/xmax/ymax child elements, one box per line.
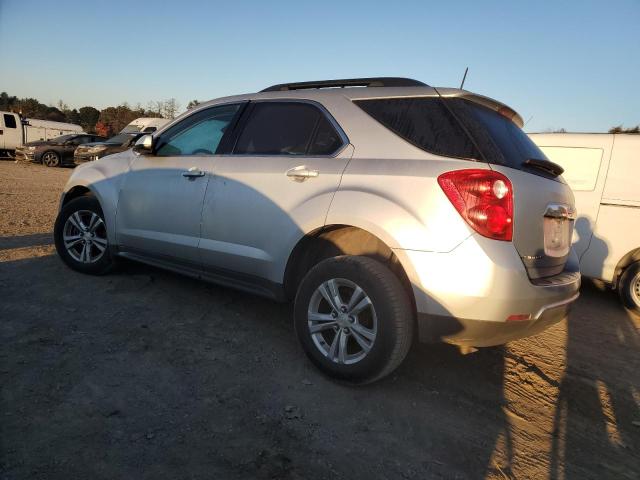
<box><xmin>327</xmin><ymin>156</ymin><xmax>476</xmax><ymax>252</ymax></box>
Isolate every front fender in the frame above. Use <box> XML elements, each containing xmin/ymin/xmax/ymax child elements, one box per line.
<box><xmin>60</xmin><ymin>152</ymin><xmax>133</xmax><ymax>245</ymax></box>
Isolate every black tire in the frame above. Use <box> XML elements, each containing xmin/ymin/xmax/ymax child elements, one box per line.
<box><xmin>42</xmin><ymin>150</ymin><xmax>60</xmax><ymax>167</ymax></box>
<box><xmin>294</xmin><ymin>255</ymin><xmax>413</xmax><ymax>384</ymax></box>
<box><xmin>618</xmin><ymin>261</ymin><xmax>640</xmax><ymax>315</ymax></box>
<box><xmin>54</xmin><ymin>195</ymin><xmax>114</xmax><ymax>275</ymax></box>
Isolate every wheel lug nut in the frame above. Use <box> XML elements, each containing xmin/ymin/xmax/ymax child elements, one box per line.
<box><xmin>340</xmin><ymin>306</ymin><xmax>347</xmax><ymax>313</ymax></box>
<box><xmin>343</xmin><ymin>327</ymin><xmax>349</xmax><ymax>334</ymax></box>
<box><xmin>331</xmin><ymin>311</ymin><xmax>337</xmax><ymax>318</ymax></box>
<box><xmin>349</xmin><ymin>316</ymin><xmax>355</xmax><ymax>323</ymax></box>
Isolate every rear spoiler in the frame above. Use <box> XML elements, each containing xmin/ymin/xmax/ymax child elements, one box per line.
<box><xmin>436</xmin><ymin>89</ymin><xmax>524</xmax><ymax>128</ymax></box>
<box><xmin>460</xmin><ymin>92</ymin><xmax>524</xmax><ymax>128</ymax></box>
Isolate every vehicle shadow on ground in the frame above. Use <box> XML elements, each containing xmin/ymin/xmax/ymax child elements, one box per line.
<box><xmin>0</xmin><ymin>252</ymin><xmax>514</xmax><ymax>479</ymax></box>
<box><xmin>0</xmin><ymin>232</ymin><xmax>53</xmax><ymax>250</ymax></box>
<box><xmin>549</xmin><ymin>279</ymin><xmax>639</xmax><ymax>479</ymax></box>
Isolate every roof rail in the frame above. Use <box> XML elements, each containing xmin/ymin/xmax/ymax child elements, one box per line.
<box><xmin>260</xmin><ymin>77</ymin><xmax>428</xmax><ymax>92</ymax></box>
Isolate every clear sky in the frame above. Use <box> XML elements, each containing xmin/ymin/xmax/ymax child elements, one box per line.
<box><xmin>1</xmin><ymin>0</ymin><xmax>638</xmax><ymax>132</ymax></box>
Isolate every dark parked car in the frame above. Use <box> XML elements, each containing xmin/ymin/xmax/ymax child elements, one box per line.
<box><xmin>15</xmin><ymin>134</ymin><xmax>106</xmax><ymax>167</ymax></box>
<box><xmin>74</xmin><ymin>132</ymin><xmax>147</xmax><ymax>165</ymax></box>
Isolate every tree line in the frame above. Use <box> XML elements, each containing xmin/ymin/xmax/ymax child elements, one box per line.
<box><xmin>0</xmin><ymin>92</ymin><xmax>182</xmax><ymax>137</ymax></box>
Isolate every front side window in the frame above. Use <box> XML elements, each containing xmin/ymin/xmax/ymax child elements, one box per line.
<box><xmin>3</xmin><ymin>114</ymin><xmax>17</xmax><ymax>129</ymax></box>
<box><xmin>156</xmin><ymin>104</ymin><xmax>240</xmax><ymax>156</ymax></box>
<box><xmin>234</xmin><ymin>102</ymin><xmax>343</xmax><ymax>156</ymax></box>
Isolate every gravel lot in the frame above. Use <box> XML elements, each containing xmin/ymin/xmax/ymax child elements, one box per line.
<box><xmin>1</xmin><ymin>161</ymin><xmax>638</xmax><ymax>479</ymax></box>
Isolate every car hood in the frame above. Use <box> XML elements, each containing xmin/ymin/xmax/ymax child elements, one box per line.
<box><xmin>22</xmin><ymin>141</ymin><xmax>50</xmax><ymax>147</ymax></box>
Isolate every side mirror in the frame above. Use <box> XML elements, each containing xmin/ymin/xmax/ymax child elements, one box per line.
<box><xmin>133</xmin><ymin>134</ymin><xmax>154</xmax><ymax>155</ymax></box>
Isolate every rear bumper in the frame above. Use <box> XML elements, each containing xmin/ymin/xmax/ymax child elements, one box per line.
<box><xmin>417</xmin><ymin>292</ymin><xmax>577</xmax><ymax>347</ymax></box>
<box><xmin>394</xmin><ymin>234</ymin><xmax>581</xmax><ymax>346</ymax></box>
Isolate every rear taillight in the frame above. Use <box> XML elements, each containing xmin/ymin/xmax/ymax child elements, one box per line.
<box><xmin>437</xmin><ymin>169</ymin><xmax>513</xmax><ymax>241</ymax></box>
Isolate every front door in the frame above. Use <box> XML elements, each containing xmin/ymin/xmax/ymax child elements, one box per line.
<box><xmin>199</xmin><ymin>101</ymin><xmax>352</xmax><ymax>285</ymax></box>
<box><xmin>116</xmin><ymin>104</ymin><xmax>242</xmax><ymax>267</ymax></box>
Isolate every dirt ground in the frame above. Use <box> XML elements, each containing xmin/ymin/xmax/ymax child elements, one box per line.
<box><xmin>1</xmin><ymin>161</ymin><xmax>638</xmax><ymax>480</ymax></box>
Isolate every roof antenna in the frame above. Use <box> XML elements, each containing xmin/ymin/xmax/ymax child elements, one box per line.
<box><xmin>460</xmin><ymin>67</ymin><xmax>469</xmax><ymax>89</ymax></box>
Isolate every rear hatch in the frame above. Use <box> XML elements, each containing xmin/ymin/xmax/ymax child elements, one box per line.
<box><xmin>354</xmin><ymin>93</ymin><xmax>576</xmax><ymax>279</ymax></box>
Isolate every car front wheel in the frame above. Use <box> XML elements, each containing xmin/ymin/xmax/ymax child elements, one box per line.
<box><xmin>294</xmin><ymin>256</ymin><xmax>413</xmax><ymax>384</ymax></box>
<box><xmin>54</xmin><ymin>195</ymin><xmax>114</xmax><ymax>275</ymax></box>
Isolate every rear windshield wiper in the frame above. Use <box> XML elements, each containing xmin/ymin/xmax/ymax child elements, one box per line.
<box><xmin>524</xmin><ymin>158</ymin><xmax>564</xmax><ymax>177</ymax></box>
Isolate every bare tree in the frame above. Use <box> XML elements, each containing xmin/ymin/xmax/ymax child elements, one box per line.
<box><xmin>162</xmin><ymin>98</ymin><xmax>180</xmax><ymax>119</ymax></box>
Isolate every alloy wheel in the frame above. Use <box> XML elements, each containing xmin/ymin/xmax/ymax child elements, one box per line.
<box><xmin>63</xmin><ymin>210</ymin><xmax>108</xmax><ymax>264</ymax></box>
<box><xmin>307</xmin><ymin>278</ymin><xmax>377</xmax><ymax>365</ymax></box>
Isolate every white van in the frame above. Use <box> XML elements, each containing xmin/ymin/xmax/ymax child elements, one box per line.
<box><xmin>0</xmin><ymin>111</ymin><xmax>83</xmax><ymax>157</ymax></box>
<box><xmin>530</xmin><ymin>133</ymin><xmax>640</xmax><ymax>312</ymax></box>
<box><xmin>120</xmin><ymin>117</ymin><xmax>169</xmax><ymax>134</ymax></box>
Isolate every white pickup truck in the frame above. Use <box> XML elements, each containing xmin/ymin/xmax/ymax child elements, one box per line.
<box><xmin>0</xmin><ymin>111</ymin><xmax>83</xmax><ymax>158</ymax></box>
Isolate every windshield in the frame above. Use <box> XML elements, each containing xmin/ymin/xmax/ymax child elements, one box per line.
<box><xmin>120</xmin><ymin>125</ymin><xmax>143</xmax><ymax>133</ymax></box>
<box><xmin>105</xmin><ymin>133</ymin><xmax>135</xmax><ymax>145</ymax></box>
<box><xmin>50</xmin><ymin>134</ymin><xmax>75</xmax><ymax>143</ymax></box>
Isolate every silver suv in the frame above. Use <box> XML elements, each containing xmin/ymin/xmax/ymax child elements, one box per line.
<box><xmin>54</xmin><ymin>77</ymin><xmax>580</xmax><ymax>383</ymax></box>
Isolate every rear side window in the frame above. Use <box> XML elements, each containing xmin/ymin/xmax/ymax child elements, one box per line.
<box><xmin>354</xmin><ymin>98</ymin><xmax>479</xmax><ymax>159</ymax></box>
<box><xmin>355</xmin><ymin>97</ymin><xmax>550</xmax><ymax>173</ymax></box>
<box><xmin>234</xmin><ymin>102</ymin><xmax>343</xmax><ymax>156</ymax></box>
<box><xmin>4</xmin><ymin>114</ymin><xmax>17</xmax><ymax>129</ymax></box>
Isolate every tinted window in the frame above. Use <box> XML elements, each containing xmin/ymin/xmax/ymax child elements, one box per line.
<box><xmin>156</xmin><ymin>104</ymin><xmax>240</xmax><ymax>156</ymax></box>
<box><xmin>3</xmin><ymin>114</ymin><xmax>17</xmax><ymax>129</ymax></box>
<box><xmin>235</xmin><ymin>102</ymin><xmax>342</xmax><ymax>156</ymax></box>
<box><xmin>450</xmin><ymin>99</ymin><xmax>549</xmax><ymax>170</ymax></box>
<box><xmin>355</xmin><ymin>97</ymin><xmax>479</xmax><ymax>159</ymax></box>
<box><xmin>308</xmin><ymin>114</ymin><xmax>343</xmax><ymax>155</ymax></box>
<box><xmin>355</xmin><ymin>97</ymin><xmax>550</xmax><ymax>173</ymax></box>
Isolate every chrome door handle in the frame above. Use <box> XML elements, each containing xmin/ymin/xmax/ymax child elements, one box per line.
<box><xmin>182</xmin><ymin>167</ymin><xmax>205</xmax><ymax>179</ymax></box>
<box><xmin>286</xmin><ymin>165</ymin><xmax>319</xmax><ymax>182</ymax></box>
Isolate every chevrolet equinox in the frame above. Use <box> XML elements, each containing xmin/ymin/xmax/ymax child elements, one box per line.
<box><xmin>54</xmin><ymin>77</ymin><xmax>580</xmax><ymax>383</ymax></box>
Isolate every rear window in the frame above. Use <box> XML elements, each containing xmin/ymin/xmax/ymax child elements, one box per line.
<box><xmin>354</xmin><ymin>97</ymin><xmax>549</xmax><ymax>172</ymax></box>
<box><xmin>234</xmin><ymin>102</ymin><xmax>343</xmax><ymax>156</ymax></box>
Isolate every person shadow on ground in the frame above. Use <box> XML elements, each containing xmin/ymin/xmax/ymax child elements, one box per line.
<box><xmin>549</xmin><ymin>222</ymin><xmax>639</xmax><ymax>478</ymax></box>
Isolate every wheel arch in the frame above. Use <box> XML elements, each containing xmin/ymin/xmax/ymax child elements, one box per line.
<box><xmin>283</xmin><ymin>225</ymin><xmax>416</xmax><ymax>316</ymax></box>
<box><xmin>613</xmin><ymin>247</ymin><xmax>640</xmax><ymax>288</ymax></box>
<box><xmin>61</xmin><ymin>185</ymin><xmax>94</xmax><ymax>206</ymax></box>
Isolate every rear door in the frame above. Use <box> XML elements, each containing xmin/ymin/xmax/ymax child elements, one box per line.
<box><xmin>198</xmin><ymin>100</ymin><xmax>351</xmax><ymax>285</ymax></box>
<box><xmin>116</xmin><ymin>104</ymin><xmax>242</xmax><ymax>267</ymax></box>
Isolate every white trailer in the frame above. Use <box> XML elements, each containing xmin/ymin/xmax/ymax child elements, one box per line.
<box><xmin>0</xmin><ymin>111</ymin><xmax>83</xmax><ymax>157</ymax></box>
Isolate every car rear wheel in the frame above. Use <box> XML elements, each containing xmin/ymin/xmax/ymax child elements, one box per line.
<box><xmin>42</xmin><ymin>151</ymin><xmax>60</xmax><ymax>167</ymax></box>
<box><xmin>618</xmin><ymin>261</ymin><xmax>640</xmax><ymax>315</ymax></box>
<box><xmin>294</xmin><ymin>256</ymin><xmax>413</xmax><ymax>384</ymax></box>
<box><xmin>54</xmin><ymin>195</ymin><xmax>114</xmax><ymax>275</ymax></box>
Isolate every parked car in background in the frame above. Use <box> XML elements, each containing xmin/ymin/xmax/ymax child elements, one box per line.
<box><xmin>120</xmin><ymin>117</ymin><xmax>169</xmax><ymax>134</ymax></box>
<box><xmin>74</xmin><ymin>132</ymin><xmax>147</xmax><ymax>164</ymax></box>
<box><xmin>55</xmin><ymin>77</ymin><xmax>580</xmax><ymax>383</ymax></box>
<box><xmin>16</xmin><ymin>133</ymin><xmax>105</xmax><ymax>167</ymax></box>
<box><xmin>0</xmin><ymin>111</ymin><xmax>83</xmax><ymax>158</ymax></box>
<box><xmin>530</xmin><ymin>133</ymin><xmax>640</xmax><ymax>313</ymax></box>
